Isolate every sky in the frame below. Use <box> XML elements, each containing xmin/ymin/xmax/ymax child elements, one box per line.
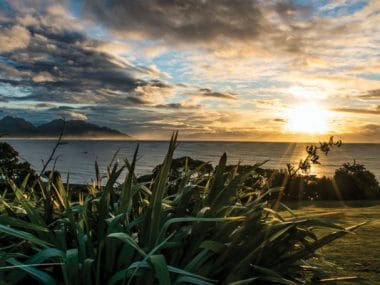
<box><xmin>0</xmin><ymin>0</ymin><xmax>379</xmax><ymax>142</ymax></box>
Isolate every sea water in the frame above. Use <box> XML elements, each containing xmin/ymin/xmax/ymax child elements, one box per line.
<box><xmin>4</xmin><ymin>140</ymin><xmax>380</xmax><ymax>184</ymax></box>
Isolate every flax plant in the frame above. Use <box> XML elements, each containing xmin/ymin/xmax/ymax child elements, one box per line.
<box><xmin>0</xmin><ymin>133</ymin><xmax>364</xmax><ymax>284</ymax></box>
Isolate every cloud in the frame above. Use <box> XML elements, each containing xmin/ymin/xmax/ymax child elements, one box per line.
<box><xmin>63</xmin><ymin>111</ymin><xmax>88</xmax><ymax>121</ymax></box>
<box><xmin>1</xmin><ymin>6</ymin><xmax>246</xmax><ymax>111</ymax></box>
<box><xmin>255</xmin><ymin>99</ymin><xmax>283</xmax><ymax>108</ymax></box>
<box><xmin>83</xmin><ymin>0</ymin><xmax>311</xmax><ymax>53</ymax></box>
<box><xmin>0</xmin><ymin>96</ymin><xmax>9</xmax><ymax>103</ymax></box>
<box><xmin>0</xmin><ymin>18</ymin><xmax>174</xmax><ymax>107</ymax></box>
<box><xmin>0</xmin><ymin>0</ymin><xmax>379</xmax><ymax>142</ymax></box>
<box><xmin>191</xmin><ymin>88</ymin><xmax>238</xmax><ymax>100</ymax></box>
<box><xmin>338</xmin><ymin>123</ymin><xmax>380</xmax><ymax>143</ymax></box>
<box><xmin>0</xmin><ymin>15</ymin><xmax>239</xmax><ymax>111</ymax></box>
<box><xmin>154</xmin><ymin>103</ymin><xmax>200</xmax><ymax>110</ymax></box>
<box><xmin>32</xmin><ymin>71</ymin><xmax>55</xmax><ymax>82</ymax></box>
<box><xmin>34</xmin><ymin>102</ymin><xmax>55</xmax><ymax>108</ymax></box>
<box><xmin>361</xmin><ymin>124</ymin><xmax>380</xmax><ymax>136</ymax></box>
<box><xmin>358</xmin><ymin>89</ymin><xmax>380</xmax><ymax>100</ymax></box>
<box><xmin>0</xmin><ymin>25</ymin><xmax>31</xmax><ymax>51</ymax></box>
<box><xmin>332</xmin><ymin>105</ymin><xmax>380</xmax><ymax>115</ymax></box>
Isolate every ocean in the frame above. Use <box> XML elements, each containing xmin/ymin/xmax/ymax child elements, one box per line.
<box><xmin>4</xmin><ymin>139</ymin><xmax>380</xmax><ymax>184</ymax></box>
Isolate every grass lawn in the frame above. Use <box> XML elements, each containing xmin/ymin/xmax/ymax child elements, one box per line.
<box><xmin>284</xmin><ymin>201</ymin><xmax>380</xmax><ymax>284</ymax></box>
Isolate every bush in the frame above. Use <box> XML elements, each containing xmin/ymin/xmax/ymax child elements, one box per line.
<box><xmin>0</xmin><ymin>142</ymin><xmax>35</xmax><ymax>191</ymax></box>
<box><xmin>333</xmin><ymin>161</ymin><xmax>380</xmax><ymax>200</ymax></box>
<box><xmin>0</xmin><ymin>134</ymin><xmax>364</xmax><ymax>284</ymax></box>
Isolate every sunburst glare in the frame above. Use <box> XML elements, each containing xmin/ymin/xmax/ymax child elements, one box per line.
<box><xmin>285</xmin><ymin>103</ymin><xmax>331</xmax><ymax>134</ymax></box>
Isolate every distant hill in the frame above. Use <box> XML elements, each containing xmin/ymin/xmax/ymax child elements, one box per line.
<box><xmin>0</xmin><ymin>116</ymin><xmax>129</xmax><ymax>138</ymax></box>
<box><xmin>0</xmin><ymin>116</ymin><xmax>36</xmax><ymax>136</ymax></box>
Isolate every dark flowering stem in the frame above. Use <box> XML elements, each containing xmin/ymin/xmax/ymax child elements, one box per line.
<box><xmin>287</xmin><ymin>136</ymin><xmax>342</xmax><ymax>178</ymax></box>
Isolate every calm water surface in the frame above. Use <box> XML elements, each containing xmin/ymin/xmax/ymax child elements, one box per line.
<box><xmin>4</xmin><ymin>140</ymin><xmax>380</xmax><ymax>184</ymax></box>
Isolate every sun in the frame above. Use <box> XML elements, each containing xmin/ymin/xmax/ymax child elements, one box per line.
<box><xmin>284</xmin><ymin>103</ymin><xmax>330</xmax><ymax>134</ymax></box>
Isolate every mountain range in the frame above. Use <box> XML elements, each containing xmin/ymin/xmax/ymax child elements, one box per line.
<box><xmin>0</xmin><ymin>116</ymin><xmax>129</xmax><ymax>138</ymax></box>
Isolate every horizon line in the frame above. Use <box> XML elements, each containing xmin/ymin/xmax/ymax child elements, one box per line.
<box><xmin>1</xmin><ymin>136</ymin><xmax>379</xmax><ymax>144</ymax></box>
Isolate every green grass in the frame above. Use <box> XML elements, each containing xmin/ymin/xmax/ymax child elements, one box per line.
<box><xmin>283</xmin><ymin>201</ymin><xmax>380</xmax><ymax>284</ymax></box>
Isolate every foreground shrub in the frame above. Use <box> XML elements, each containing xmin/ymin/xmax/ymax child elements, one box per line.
<box><xmin>0</xmin><ymin>133</ymin><xmax>364</xmax><ymax>284</ymax></box>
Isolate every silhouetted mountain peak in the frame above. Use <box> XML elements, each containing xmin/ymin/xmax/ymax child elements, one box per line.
<box><xmin>0</xmin><ymin>115</ymin><xmax>35</xmax><ymax>126</ymax></box>
<box><xmin>0</xmin><ymin>116</ymin><xmax>37</xmax><ymax>135</ymax></box>
<box><xmin>0</xmin><ymin>116</ymin><xmax>129</xmax><ymax>138</ymax></box>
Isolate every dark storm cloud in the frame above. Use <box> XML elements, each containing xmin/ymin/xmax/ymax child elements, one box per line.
<box><xmin>0</xmin><ymin>16</ymin><xmax>231</xmax><ymax>108</ymax></box>
<box><xmin>0</xmin><ymin>18</ymin><xmax>172</xmax><ymax>106</ymax></box>
<box><xmin>83</xmin><ymin>0</ymin><xmax>310</xmax><ymax>52</ymax></box>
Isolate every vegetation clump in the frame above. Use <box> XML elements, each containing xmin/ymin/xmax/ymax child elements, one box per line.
<box><xmin>0</xmin><ymin>142</ymin><xmax>35</xmax><ymax>191</ymax></box>
<box><xmin>334</xmin><ymin>161</ymin><xmax>379</xmax><ymax>200</ymax></box>
<box><xmin>248</xmin><ymin>162</ymin><xmax>380</xmax><ymax>201</ymax></box>
<box><xmin>0</xmin><ymin>134</ymin><xmax>366</xmax><ymax>284</ymax></box>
